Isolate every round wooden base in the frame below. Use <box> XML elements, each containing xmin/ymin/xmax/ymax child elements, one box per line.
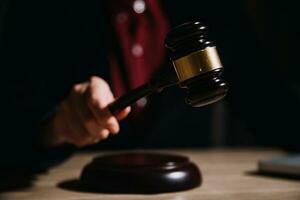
<box><xmin>80</xmin><ymin>152</ymin><xmax>202</xmax><ymax>194</ymax></box>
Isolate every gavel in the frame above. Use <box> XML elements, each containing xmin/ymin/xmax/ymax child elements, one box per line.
<box><xmin>108</xmin><ymin>21</ymin><xmax>228</xmax><ymax>115</ymax></box>
<box><xmin>80</xmin><ymin>21</ymin><xmax>229</xmax><ymax>194</ymax></box>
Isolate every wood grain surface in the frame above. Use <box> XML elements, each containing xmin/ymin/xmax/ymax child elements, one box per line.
<box><xmin>1</xmin><ymin>149</ymin><xmax>300</xmax><ymax>200</ymax></box>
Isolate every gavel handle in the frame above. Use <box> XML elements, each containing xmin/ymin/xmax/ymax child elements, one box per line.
<box><xmin>108</xmin><ymin>74</ymin><xmax>178</xmax><ymax>115</ymax></box>
<box><xmin>108</xmin><ymin>82</ymin><xmax>154</xmax><ymax>115</ymax></box>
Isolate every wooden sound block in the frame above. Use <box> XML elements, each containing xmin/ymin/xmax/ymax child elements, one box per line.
<box><xmin>80</xmin><ymin>152</ymin><xmax>202</xmax><ymax>194</ymax></box>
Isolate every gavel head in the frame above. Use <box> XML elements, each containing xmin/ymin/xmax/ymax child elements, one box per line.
<box><xmin>165</xmin><ymin>22</ymin><xmax>228</xmax><ymax>107</ymax></box>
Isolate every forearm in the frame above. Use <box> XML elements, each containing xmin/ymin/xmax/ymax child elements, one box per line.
<box><xmin>38</xmin><ymin>111</ymin><xmax>66</xmax><ymax>148</ymax></box>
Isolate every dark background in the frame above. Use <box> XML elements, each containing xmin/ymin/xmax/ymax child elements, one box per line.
<box><xmin>0</xmin><ymin>0</ymin><xmax>300</xmax><ymax>171</ymax></box>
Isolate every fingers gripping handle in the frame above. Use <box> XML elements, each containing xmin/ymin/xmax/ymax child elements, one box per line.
<box><xmin>108</xmin><ymin>83</ymin><xmax>154</xmax><ymax>115</ymax></box>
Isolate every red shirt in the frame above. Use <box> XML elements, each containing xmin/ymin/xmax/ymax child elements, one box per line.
<box><xmin>108</xmin><ymin>0</ymin><xmax>169</xmax><ymax>98</ymax></box>
<box><xmin>107</xmin><ymin>0</ymin><xmax>170</xmax><ymax>126</ymax></box>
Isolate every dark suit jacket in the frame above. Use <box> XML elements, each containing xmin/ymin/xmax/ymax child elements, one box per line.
<box><xmin>1</xmin><ymin>0</ymin><xmax>299</xmax><ymax>171</ymax></box>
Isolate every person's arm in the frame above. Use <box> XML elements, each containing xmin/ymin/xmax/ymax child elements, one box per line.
<box><xmin>1</xmin><ymin>76</ymin><xmax>130</xmax><ymax>172</ymax></box>
<box><xmin>38</xmin><ymin>76</ymin><xmax>130</xmax><ymax>148</ymax></box>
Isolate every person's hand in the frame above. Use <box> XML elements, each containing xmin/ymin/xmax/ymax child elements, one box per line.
<box><xmin>41</xmin><ymin>76</ymin><xmax>130</xmax><ymax>147</ymax></box>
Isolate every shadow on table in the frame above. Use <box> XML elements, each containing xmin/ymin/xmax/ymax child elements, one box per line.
<box><xmin>246</xmin><ymin>171</ymin><xmax>300</xmax><ymax>181</ymax></box>
<box><xmin>0</xmin><ymin>172</ymin><xmax>37</xmax><ymax>192</ymax></box>
<box><xmin>57</xmin><ymin>179</ymin><xmax>185</xmax><ymax>194</ymax></box>
<box><xmin>58</xmin><ymin>179</ymin><xmax>128</xmax><ymax>194</ymax></box>
<box><xmin>58</xmin><ymin>179</ymin><xmax>150</xmax><ymax>194</ymax></box>
<box><xmin>57</xmin><ymin>179</ymin><xmax>96</xmax><ymax>193</ymax></box>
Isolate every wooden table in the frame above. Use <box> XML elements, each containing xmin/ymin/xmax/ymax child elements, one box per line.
<box><xmin>1</xmin><ymin>149</ymin><xmax>300</xmax><ymax>200</ymax></box>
